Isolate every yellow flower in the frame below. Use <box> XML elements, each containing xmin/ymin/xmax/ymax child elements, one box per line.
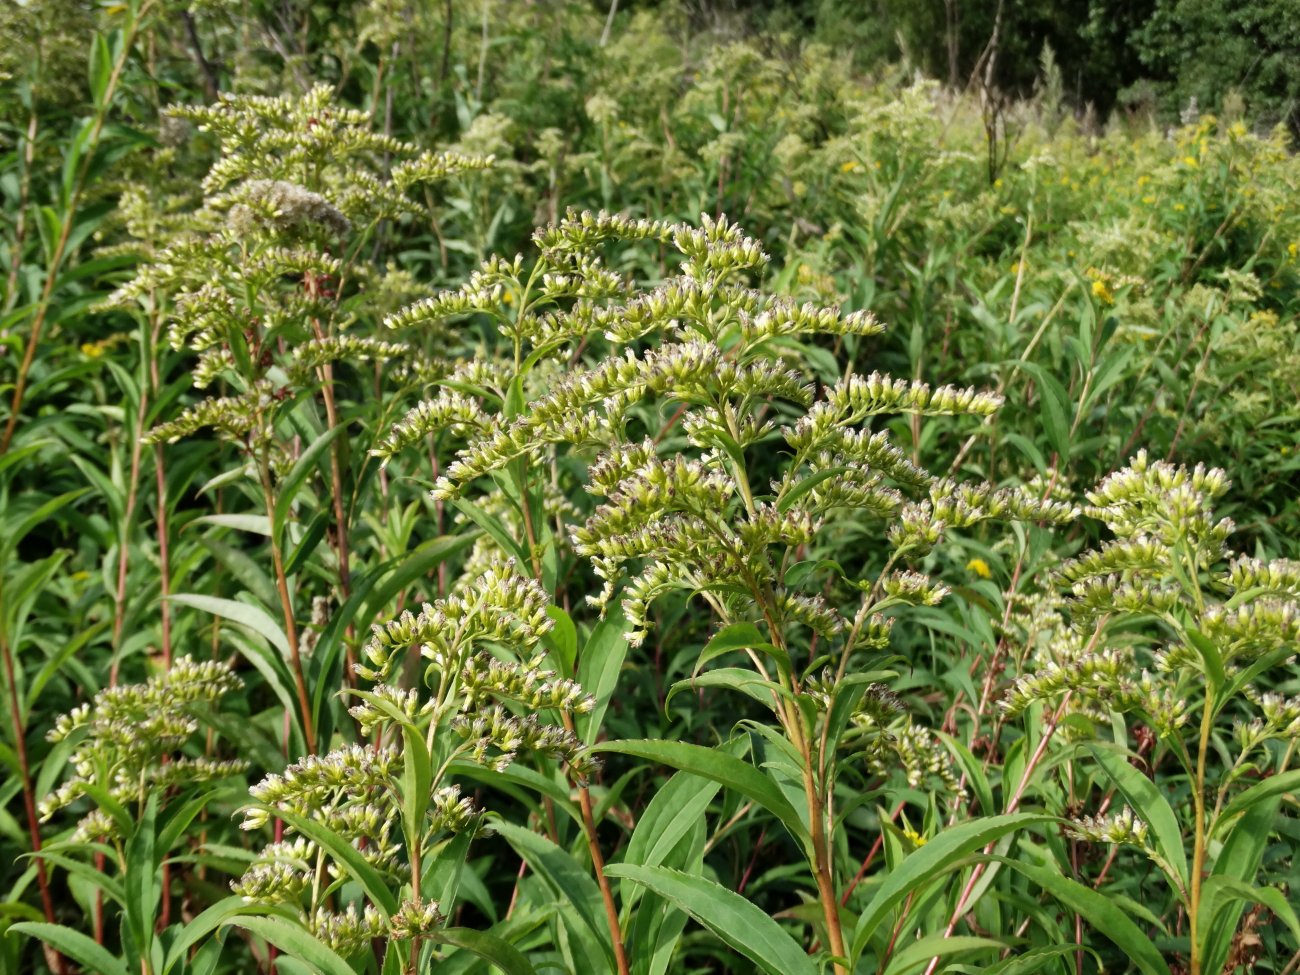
<box><xmin>1137</xmin><ymin>175</ymin><xmax>1150</xmax><ymax>187</ymax></box>
<box><xmin>1182</xmin><ymin>155</ymin><xmax>1199</xmax><ymax>168</ymax></box>
<box><xmin>993</xmin><ymin>178</ymin><xmax>1003</xmax><ymax>189</ymax></box>
<box><xmin>1091</xmin><ymin>279</ymin><xmax>1114</xmax><ymax>305</ymax></box>
<box><xmin>902</xmin><ymin>827</ymin><xmax>928</xmax><ymax>847</ymax></box>
<box><xmin>81</xmin><ymin>342</ymin><xmax>105</xmax><ymax>358</ymax></box>
<box><xmin>1142</xmin><ymin>195</ymin><xmax>1156</xmax><ymax>205</ymax></box>
<box><xmin>501</xmin><ymin>290</ymin><xmax>514</xmax><ymax>305</ymax></box>
<box><xmin>1173</xmin><ymin>202</ymin><xmax>1186</xmax><ymax>212</ymax></box>
<box><xmin>966</xmin><ymin>558</ymin><xmax>991</xmax><ymax>579</ymax></box>
<box><xmin>1288</xmin><ymin>242</ymin><xmax>1298</xmax><ymax>260</ymax></box>
<box><xmin>839</xmin><ymin>160</ymin><xmax>860</xmax><ymax>173</ymax></box>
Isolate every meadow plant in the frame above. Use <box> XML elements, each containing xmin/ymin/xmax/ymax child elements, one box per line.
<box><xmin>229</xmin><ymin>563</ymin><xmax>596</xmax><ymax>971</ymax></box>
<box><xmin>105</xmin><ymin>85</ymin><xmax>491</xmax><ymax>754</ymax></box>
<box><xmin>373</xmin><ymin>208</ymin><xmax>1080</xmax><ymax>974</ymax></box>
<box><xmin>1002</xmin><ymin>452</ymin><xmax>1300</xmax><ymax>973</ymax></box>
<box><xmin>3</xmin><ymin>5</ymin><xmax>1300</xmax><ymax>974</ymax></box>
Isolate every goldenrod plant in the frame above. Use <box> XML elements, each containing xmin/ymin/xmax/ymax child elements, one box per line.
<box><xmin>2</xmin><ymin>3</ymin><xmax>1299</xmax><ymax>974</ymax></box>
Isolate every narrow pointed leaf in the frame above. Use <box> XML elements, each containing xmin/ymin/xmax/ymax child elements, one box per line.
<box><xmin>605</xmin><ymin>864</ymin><xmax>817</xmax><ymax>975</ymax></box>
<box><xmin>852</xmin><ymin>814</ymin><xmax>1050</xmax><ymax>960</ymax></box>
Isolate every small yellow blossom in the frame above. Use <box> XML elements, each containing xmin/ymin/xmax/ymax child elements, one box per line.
<box><xmin>1173</xmin><ymin>203</ymin><xmax>1186</xmax><ymax>212</ymax></box>
<box><xmin>839</xmin><ymin>160</ymin><xmax>860</xmax><ymax>173</ymax></box>
<box><xmin>993</xmin><ymin>178</ymin><xmax>1003</xmax><ymax>189</ymax></box>
<box><xmin>1091</xmin><ymin>279</ymin><xmax>1114</xmax><ymax>305</ymax></box>
<box><xmin>1288</xmin><ymin>242</ymin><xmax>1298</xmax><ymax>260</ymax></box>
<box><xmin>902</xmin><ymin>827</ymin><xmax>928</xmax><ymax>847</ymax></box>
<box><xmin>81</xmin><ymin>342</ymin><xmax>105</xmax><ymax>358</ymax></box>
<box><xmin>1142</xmin><ymin>195</ymin><xmax>1156</xmax><ymax>205</ymax></box>
<box><xmin>966</xmin><ymin>558</ymin><xmax>991</xmax><ymax>579</ymax></box>
<box><xmin>1182</xmin><ymin>156</ymin><xmax>1199</xmax><ymax>168</ymax></box>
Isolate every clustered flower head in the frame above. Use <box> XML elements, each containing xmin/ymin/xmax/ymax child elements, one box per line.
<box><xmin>1004</xmin><ymin>453</ymin><xmax>1300</xmax><ymax>840</ymax></box>
<box><xmin>1067</xmin><ymin>806</ymin><xmax>1151</xmax><ymax>848</ymax></box>
<box><xmin>367</xmin><ymin>208</ymin><xmax>1100</xmax><ymax>815</ymax></box>
<box><xmin>104</xmin><ymin>84</ymin><xmax>491</xmax><ymax>458</ymax></box>
<box><xmin>40</xmin><ymin>657</ymin><xmax>249</xmax><ymax>839</ymax></box>
<box><xmin>236</xmin><ymin>558</ymin><xmax>600</xmax><ymax>951</ymax></box>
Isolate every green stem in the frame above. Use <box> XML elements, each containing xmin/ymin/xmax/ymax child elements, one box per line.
<box><xmin>1188</xmin><ymin>684</ymin><xmax>1215</xmax><ymax>975</ymax></box>
<box><xmin>257</xmin><ymin>446</ymin><xmax>317</xmax><ymax>755</ymax></box>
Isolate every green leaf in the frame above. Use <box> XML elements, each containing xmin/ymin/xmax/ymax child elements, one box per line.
<box><xmin>851</xmin><ymin>815</ymin><xmax>1050</xmax><ymax>961</ymax></box>
<box><xmin>272</xmin><ymin>424</ymin><xmax>346</xmax><ymax>545</ymax></box>
<box><xmin>543</xmin><ymin>605</ymin><xmax>578</xmax><ymax>678</ymax></box>
<box><xmin>777</xmin><ymin>466</ymin><xmax>849</xmax><ymax>512</ymax></box>
<box><xmin>1184</xmin><ymin>629</ymin><xmax>1225</xmax><ymax>695</ymax></box>
<box><xmin>694</xmin><ymin>622</ymin><xmax>785</xmax><ymax>676</ymax></box>
<box><xmin>1201</xmin><ymin>797</ymin><xmax>1283</xmax><ymax>975</ymax></box>
<box><xmin>619</xmin><ymin>772</ymin><xmax>721</xmax><ymax>914</ymax></box>
<box><xmin>125</xmin><ymin>794</ymin><xmax>158</xmax><ymax>956</ymax></box>
<box><xmin>449</xmin><ymin>497</ymin><xmax>529</xmax><ymax>566</ymax></box>
<box><xmin>991</xmin><ymin>857</ymin><xmax>1171</xmax><ymax>975</ymax></box>
<box><xmin>193</xmin><ymin>513</ymin><xmax>271</xmax><ymax>536</ymax></box>
<box><xmin>983</xmin><ymin>945</ymin><xmax>1089</xmax><ymax>974</ymax></box>
<box><xmin>432</xmin><ymin>927</ymin><xmax>536</xmax><ymax>975</ymax></box>
<box><xmin>490</xmin><ymin>819</ymin><xmax>613</xmax><ymax>968</ymax></box>
<box><xmin>227</xmin><ymin>916</ymin><xmax>357</xmax><ymax>975</ymax></box>
<box><xmin>883</xmin><ymin>934</ymin><xmax>1002</xmax><ymax>974</ymax></box>
<box><xmin>666</xmin><ymin>668</ymin><xmax>790</xmax><ymax>716</ymax></box>
<box><xmin>8</xmin><ymin>923</ymin><xmax>130</xmax><ymax>975</ymax></box>
<box><xmin>88</xmin><ymin>32</ymin><xmax>111</xmax><ymax>105</ymax></box>
<box><xmin>1214</xmin><ymin>768</ymin><xmax>1300</xmax><ymax>828</ymax></box>
<box><xmin>577</xmin><ymin>609</ymin><xmax>629</xmax><ymax>746</ymax></box>
<box><xmin>935</xmin><ymin>731</ymin><xmax>994</xmax><ymax>816</ymax></box>
<box><xmin>161</xmin><ymin>897</ymin><xmax>249</xmax><ymax>975</ymax></box>
<box><xmin>268</xmin><ymin>805</ymin><xmax>399</xmax><ymax>916</ymax></box>
<box><xmin>1197</xmin><ymin>876</ymin><xmax>1300</xmax><ymax>960</ymax></box>
<box><xmin>170</xmin><ymin>593</ymin><xmax>290</xmax><ymax>658</ymax></box>
<box><xmin>1088</xmin><ymin>744</ymin><xmax>1188</xmax><ymax>891</ymax></box>
<box><xmin>1013</xmin><ymin>361</ymin><xmax>1072</xmax><ymax>460</ymax></box>
<box><xmin>399</xmin><ymin>720</ymin><xmax>433</xmax><ymax>876</ymax></box>
<box><xmin>591</xmin><ymin>739</ymin><xmax>810</xmax><ymax>849</ymax></box>
<box><xmin>605</xmin><ymin>864</ymin><xmax>817</xmax><ymax>975</ymax></box>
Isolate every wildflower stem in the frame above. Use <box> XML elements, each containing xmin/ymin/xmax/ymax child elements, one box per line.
<box><xmin>1188</xmin><ymin>683</ymin><xmax>1216</xmax><ymax>975</ymax></box>
<box><xmin>924</xmin><ymin>690</ymin><xmax>1074</xmax><ymax>975</ymax></box>
<box><xmin>0</xmin><ymin>634</ymin><xmax>66</xmax><ymax>973</ymax></box>
<box><xmin>257</xmin><ymin>447</ymin><xmax>317</xmax><ymax>755</ymax></box>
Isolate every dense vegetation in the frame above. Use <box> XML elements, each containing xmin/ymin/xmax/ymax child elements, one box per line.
<box><xmin>2</xmin><ymin>3</ymin><xmax>1298</xmax><ymax>974</ymax></box>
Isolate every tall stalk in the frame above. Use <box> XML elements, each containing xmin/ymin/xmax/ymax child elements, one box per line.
<box><xmin>257</xmin><ymin>446</ymin><xmax>317</xmax><ymax>755</ymax></box>
<box><xmin>0</xmin><ymin>632</ymin><xmax>66</xmax><ymax>973</ymax></box>
<box><xmin>1</xmin><ymin>2</ymin><xmax>155</xmax><ymax>454</ymax></box>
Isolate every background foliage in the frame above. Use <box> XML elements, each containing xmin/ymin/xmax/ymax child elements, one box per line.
<box><xmin>0</xmin><ymin>2</ymin><xmax>1297</xmax><ymax>974</ymax></box>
